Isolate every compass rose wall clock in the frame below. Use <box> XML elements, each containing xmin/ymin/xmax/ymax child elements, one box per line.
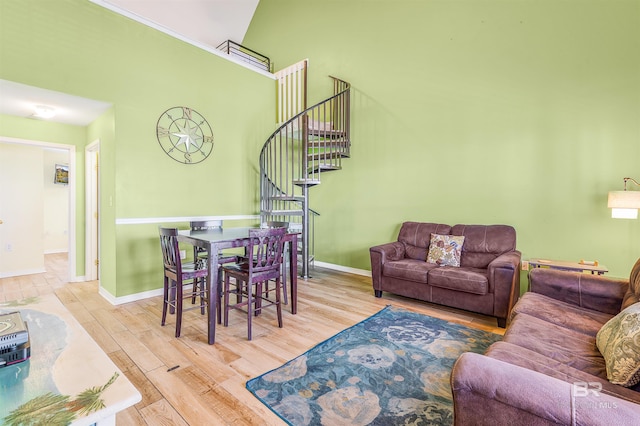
<box><xmin>156</xmin><ymin>106</ymin><xmax>214</xmax><ymax>164</ymax></box>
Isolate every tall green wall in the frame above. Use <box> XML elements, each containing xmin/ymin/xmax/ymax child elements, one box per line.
<box><xmin>245</xmin><ymin>0</ymin><xmax>640</xmax><ymax>283</ymax></box>
<box><xmin>0</xmin><ymin>0</ymin><xmax>275</xmax><ymax>296</ymax></box>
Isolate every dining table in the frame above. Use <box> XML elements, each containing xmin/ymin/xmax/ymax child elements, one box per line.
<box><xmin>177</xmin><ymin>227</ymin><xmax>299</xmax><ymax>344</ymax></box>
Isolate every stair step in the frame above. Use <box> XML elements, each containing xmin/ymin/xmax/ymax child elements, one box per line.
<box><xmin>261</xmin><ymin>209</ymin><xmax>304</xmax><ymax>216</ymax></box>
<box><xmin>307</xmin><ymin>165</ymin><xmax>341</xmax><ymax>174</ymax></box>
<box><xmin>307</xmin><ymin>152</ymin><xmax>347</xmax><ymax>162</ymax></box>
<box><xmin>307</xmin><ymin>140</ymin><xmax>349</xmax><ymax>147</ymax></box>
<box><xmin>268</xmin><ymin>195</ymin><xmax>305</xmax><ymax>202</ymax></box>
<box><xmin>292</xmin><ymin>179</ymin><xmax>321</xmax><ymax>187</ymax></box>
<box><xmin>308</xmin><ymin>129</ymin><xmax>347</xmax><ymax>139</ymax></box>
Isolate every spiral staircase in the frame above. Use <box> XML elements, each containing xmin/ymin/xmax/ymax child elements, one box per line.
<box><xmin>259</xmin><ymin>60</ymin><xmax>351</xmax><ymax>277</ymax></box>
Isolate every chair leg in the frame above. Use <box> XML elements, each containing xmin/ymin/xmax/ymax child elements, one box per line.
<box><xmin>217</xmin><ymin>270</ymin><xmax>222</xmax><ymax>325</ymax></box>
<box><xmin>255</xmin><ymin>282</ymin><xmax>263</xmax><ymax>317</ymax></box>
<box><xmin>275</xmin><ymin>277</ymin><xmax>283</xmax><ymax>328</ymax></box>
<box><xmin>175</xmin><ymin>278</ymin><xmax>183</xmax><ymax>338</ymax></box>
<box><xmin>169</xmin><ymin>281</ymin><xmax>176</xmax><ymax>315</ymax></box>
<box><xmin>223</xmin><ymin>273</ymin><xmax>231</xmax><ymax>327</ymax></box>
<box><xmin>191</xmin><ymin>276</ymin><xmax>198</xmax><ymax>305</ymax></box>
<box><xmin>161</xmin><ymin>275</ymin><xmax>169</xmax><ymax>326</ymax></box>
<box><xmin>247</xmin><ymin>282</ymin><xmax>253</xmax><ymax>340</ymax></box>
<box><xmin>199</xmin><ymin>277</ymin><xmax>206</xmax><ymax>316</ymax></box>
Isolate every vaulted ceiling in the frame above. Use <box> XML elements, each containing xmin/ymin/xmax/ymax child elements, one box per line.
<box><xmin>0</xmin><ymin>0</ymin><xmax>260</xmax><ymax>126</ymax></box>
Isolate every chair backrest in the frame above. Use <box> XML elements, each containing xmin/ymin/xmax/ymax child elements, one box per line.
<box><xmin>159</xmin><ymin>227</ymin><xmax>181</xmax><ymax>273</ymax></box>
<box><xmin>246</xmin><ymin>227</ymin><xmax>287</xmax><ymax>276</ymax></box>
<box><xmin>190</xmin><ymin>220</ymin><xmax>223</xmax><ymax>231</ymax></box>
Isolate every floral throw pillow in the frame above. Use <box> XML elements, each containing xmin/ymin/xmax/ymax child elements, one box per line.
<box><xmin>596</xmin><ymin>302</ymin><xmax>640</xmax><ymax>387</ymax></box>
<box><xmin>426</xmin><ymin>234</ymin><xmax>465</xmax><ymax>267</ymax></box>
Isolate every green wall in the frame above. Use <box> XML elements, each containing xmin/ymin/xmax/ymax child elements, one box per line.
<box><xmin>1</xmin><ymin>0</ymin><xmax>275</xmax><ymax>296</ymax></box>
<box><xmin>245</xmin><ymin>0</ymin><xmax>640</xmax><ymax>283</ymax></box>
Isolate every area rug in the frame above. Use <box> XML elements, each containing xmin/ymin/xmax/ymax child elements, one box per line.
<box><xmin>246</xmin><ymin>305</ymin><xmax>502</xmax><ymax>425</ymax></box>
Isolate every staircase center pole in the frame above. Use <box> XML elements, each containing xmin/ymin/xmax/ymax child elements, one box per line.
<box><xmin>302</xmin><ymin>186</ymin><xmax>310</xmax><ymax>278</ymax></box>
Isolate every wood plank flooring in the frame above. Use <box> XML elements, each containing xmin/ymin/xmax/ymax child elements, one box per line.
<box><xmin>0</xmin><ymin>253</ymin><xmax>504</xmax><ymax>425</ymax></box>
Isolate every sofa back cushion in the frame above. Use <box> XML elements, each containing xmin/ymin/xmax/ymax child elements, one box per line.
<box><xmin>622</xmin><ymin>258</ymin><xmax>640</xmax><ymax>310</ymax></box>
<box><xmin>451</xmin><ymin>224</ymin><xmax>517</xmax><ymax>269</ymax></box>
<box><xmin>397</xmin><ymin>222</ymin><xmax>451</xmax><ymax>261</ymax></box>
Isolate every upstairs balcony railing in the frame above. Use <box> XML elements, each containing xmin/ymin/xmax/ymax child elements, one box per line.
<box><xmin>216</xmin><ymin>40</ymin><xmax>271</xmax><ymax>73</ymax></box>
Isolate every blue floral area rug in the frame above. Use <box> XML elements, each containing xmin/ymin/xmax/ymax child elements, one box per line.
<box><xmin>246</xmin><ymin>305</ymin><xmax>501</xmax><ymax>425</ymax></box>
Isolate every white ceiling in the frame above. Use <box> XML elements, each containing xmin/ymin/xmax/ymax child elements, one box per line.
<box><xmin>0</xmin><ymin>0</ymin><xmax>260</xmax><ymax>126</ymax></box>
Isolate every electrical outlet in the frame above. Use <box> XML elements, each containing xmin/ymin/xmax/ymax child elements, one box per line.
<box><xmin>6</xmin><ymin>243</ymin><xmax>12</xmax><ymax>251</ymax></box>
<box><xmin>521</xmin><ymin>260</ymin><xmax>529</xmax><ymax>271</ymax></box>
<box><xmin>180</xmin><ymin>249</ymin><xmax>186</xmax><ymax>260</ymax></box>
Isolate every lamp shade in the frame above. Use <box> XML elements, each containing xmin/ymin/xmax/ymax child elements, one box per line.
<box><xmin>608</xmin><ymin>191</ymin><xmax>640</xmax><ymax>209</ymax></box>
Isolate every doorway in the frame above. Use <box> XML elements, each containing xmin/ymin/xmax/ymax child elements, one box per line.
<box><xmin>0</xmin><ymin>136</ymin><xmax>76</xmax><ymax>281</ymax></box>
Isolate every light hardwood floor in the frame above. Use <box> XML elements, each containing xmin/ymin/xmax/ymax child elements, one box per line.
<box><xmin>0</xmin><ymin>253</ymin><xmax>505</xmax><ymax>425</ymax></box>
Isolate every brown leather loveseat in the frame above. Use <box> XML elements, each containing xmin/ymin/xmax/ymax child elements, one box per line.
<box><xmin>369</xmin><ymin>222</ymin><xmax>521</xmax><ymax>327</ymax></box>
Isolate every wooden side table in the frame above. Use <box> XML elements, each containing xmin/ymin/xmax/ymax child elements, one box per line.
<box><xmin>528</xmin><ymin>258</ymin><xmax>608</xmax><ymax>275</ymax></box>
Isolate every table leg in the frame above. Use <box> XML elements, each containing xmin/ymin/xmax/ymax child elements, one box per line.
<box><xmin>290</xmin><ymin>234</ymin><xmax>298</xmax><ymax>315</ymax></box>
<box><xmin>207</xmin><ymin>246</ymin><xmax>219</xmax><ymax>345</ymax></box>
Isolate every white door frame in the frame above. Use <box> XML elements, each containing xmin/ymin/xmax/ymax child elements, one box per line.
<box><xmin>85</xmin><ymin>140</ymin><xmax>100</xmax><ymax>281</ymax></box>
<box><xmin>0</xmin><ymin>135</ymin><xmax>76</xmax><ymax>282</ymax></box>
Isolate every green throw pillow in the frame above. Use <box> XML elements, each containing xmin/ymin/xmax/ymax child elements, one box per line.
<box><xmin>426</xmin><ymin>234</ymin><xmax>465</xmax><ymax>267</ymax></box>
<box><xmin>596</xmin><ymin>302</ymin><xmax>640</xmax><ymax>387</ymax></box>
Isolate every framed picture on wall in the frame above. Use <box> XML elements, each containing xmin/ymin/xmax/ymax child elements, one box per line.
<box><xmin>54</xmin><ymin>163</ymin><xmax>69</xmax><ymax>185</ymax></box>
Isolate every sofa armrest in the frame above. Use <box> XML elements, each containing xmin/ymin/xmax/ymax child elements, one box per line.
<box><xmin>369</xmin><ymin>242</ymin><xmax>405</xmax><ymax>291</ymax></box>
<box><xmin>488</xmin><ymin>250</ymin><xmax>521</xmax><ymax>323</ymax></box>
<box><xmin>451</xmin><ymin>352</ymin><xmax>640</xmax><ymax>425</ymax></box>
<box><xmin>528</xmin><ymin>268</ymin><xmax>628</xmax><ymax>315</ymax></box>
<box><xmin>370</xmin><ymin>241</ymin><xmax>405</xmax><ymax>263</ymax></box>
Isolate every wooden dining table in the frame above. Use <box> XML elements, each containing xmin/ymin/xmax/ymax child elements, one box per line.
<box><xmin>177</xmin><ymin>227</ymin><xmax>298</xmax><ymax>344</ymax></box>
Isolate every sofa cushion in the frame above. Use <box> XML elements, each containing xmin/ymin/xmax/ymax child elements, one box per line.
<box><xmin>486</xmin><ymin>341</ymin><xmax>640</xmax><ymax>404</ymax></box>
<box><xmin>428</xmin><ymin>267</ymin><xmax>488</xmax><ymax>295</ymax></box>
<box><xmin>383</xmin><ymin>259</ymin><xmax>438</xmax><ymax>283</ymax></box>
<box><xmin>426</xmin><ymin>233</ymin><xmax>465</xmax><ymax>266</ymax></box>
<box><xmin>511</xmin><ymin>292</ymin><xmax>614</xmax><ymax>337</ymax></box>
<box><xmin>451</xmin><ymin>224</ymin><xmax>516</xmax><ymax>269</ymax></box>
<box><xmin>397</xmin><ymin>222</ymin><xmax>451</xmax><ymax>261</ymax></box>
<box><xmin>596</xmin><ymin>302</ymin><xmax>640</xmax><ymax>387</ymax></box>
<box><xmin>504</xmin><ymin>313</ymin><xmax>607</xmax><ymax>378</ymax></box>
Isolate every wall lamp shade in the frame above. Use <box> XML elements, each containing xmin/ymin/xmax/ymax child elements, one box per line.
<box><xmin>608</xmin><ymin>177</ymin><xmax>640</xmax><ymax>219</ymax></box>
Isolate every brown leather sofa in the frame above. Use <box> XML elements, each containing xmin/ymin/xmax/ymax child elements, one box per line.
<box><xmin>369</xmin><ymin>222</ymin><xmax>521</xmax><ymax>327</ymax></box>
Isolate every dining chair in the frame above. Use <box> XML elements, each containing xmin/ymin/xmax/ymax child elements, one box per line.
<box><xmin>240</xmin><ymin>221</ymin><xmax>290</xmax><ymax>305</ymax></box>
<box><xmin>222</xmin><ymin>227</ymin><xmax>287</xmax><ymax>340</ymax></box>
<box><xmin>190</xmin><ymin>220</ymin><xmax>239</xmax><ymax>323</ymax></box>
<box><xmin>158</xmin><ymin>227</ymin><xmax>209</xmax><ymax>338</ymax></box>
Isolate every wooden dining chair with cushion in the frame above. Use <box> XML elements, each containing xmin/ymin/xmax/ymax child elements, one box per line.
<box><xmin>222</xmin><ymin>227</ymin><xmax>287</xmax><ymax>340</ymax></box>
<box><xmin>159</xmin><ymin>227</ymin><xmax>209</xmax><ymax>338</ymax></box>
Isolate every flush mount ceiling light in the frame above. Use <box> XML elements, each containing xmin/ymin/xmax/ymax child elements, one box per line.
<box><xmin>608</xmin><ymin>177</ymin><xmax>640</xmax><ymax>219</ymax></box>
<box><xmin>32</xmin><ymin>105</ymin><xmax>57</xmax><ymax>119</ymax></box>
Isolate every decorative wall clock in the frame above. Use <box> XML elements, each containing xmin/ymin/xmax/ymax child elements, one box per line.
<box><xmin>156</xmin><ymin>106</ymin><xmax>214</xmax><ymax>164</ymax></box>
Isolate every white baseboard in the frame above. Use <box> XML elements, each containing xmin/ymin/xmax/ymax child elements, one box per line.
<box><xmin>98</xmin><ymin>285</ymin><xmax>164</xmax><ymax>306</ymax></box>
<box><xmin>313</xmin><ymin>261</ymin><xmax>371</xmax><ymax>277</ymax></box>
<box><xmin>0</xmin><ymin>268</ymin><xmax>47</xmax><ymax>278</ymax></box>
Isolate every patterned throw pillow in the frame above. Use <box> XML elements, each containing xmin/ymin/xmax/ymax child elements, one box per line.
<box><xmin>426</xmin><ymin>234</ymin><xmax>465</xmax><ymax>267</ymax></box>
<box><xmin>596</xmin><ymin>302</ymin><xmax>640</xmax><ymax>387</ymax></box>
